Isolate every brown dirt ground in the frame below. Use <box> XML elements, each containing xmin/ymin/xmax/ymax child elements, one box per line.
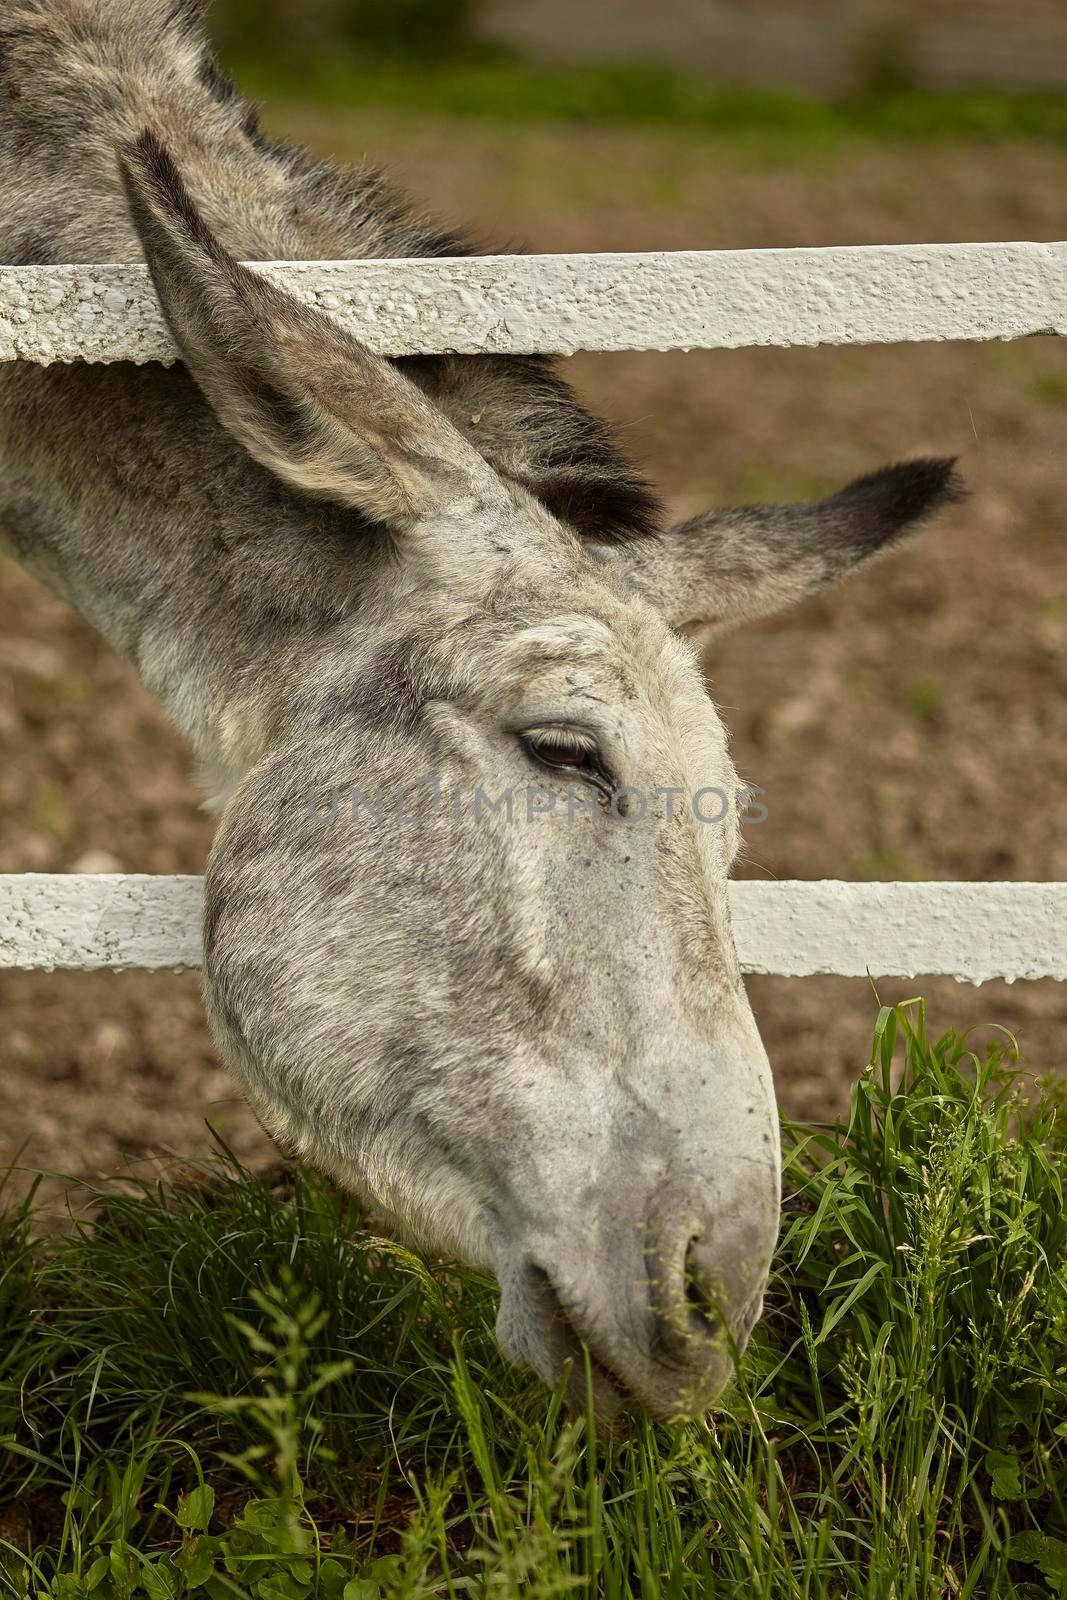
<box><xmin>1</xmin><ymin>109</ymin><xmax>1065</xmax><ymax>1218</ymax></box>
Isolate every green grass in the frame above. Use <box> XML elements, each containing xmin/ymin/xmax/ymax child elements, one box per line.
<box><xmin>847</xmin><ymin>850</ymin><xmax>916</xmax><ymax>883</ymax></box>
<box><xmin>1</xmin><ymin>1001</ymin><xmax>1065</xmax><ymax>1598</ymax></box>
<box><xmin>904</xmin><ymin>676</ymin><xmax>944</xmax><ymax>722</ymax></box>
<box><xmin>1029</xmin><ymin>374</ymin><xmax>1067</xmax><ymax>408</ymax></box>
<box><xmin>227</xmin><ymin>53</ymin><xmax>1067</xmax><ymax>147</ymax></box>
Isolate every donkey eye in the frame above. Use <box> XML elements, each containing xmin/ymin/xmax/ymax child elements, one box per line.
<box><xmin>520</xmin><ymin>727</ymin><xmax>613</xmax><ymax>792</ymax></box>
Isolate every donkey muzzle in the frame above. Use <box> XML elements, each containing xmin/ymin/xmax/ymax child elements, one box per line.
<box><xmin>494</xmin><ymin>1170</ymin><xmax>778</xmax><ymax>1424</ymax></box>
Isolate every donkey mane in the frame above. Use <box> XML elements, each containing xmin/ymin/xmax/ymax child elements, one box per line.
<box><xmin>0</xmin><ymin>0</ymin><xmax>660</xmax><ymax>546</ymax></box>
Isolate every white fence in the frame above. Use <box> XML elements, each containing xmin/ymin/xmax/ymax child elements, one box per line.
<box><xmin>1</xmin><ymin>245</ymin><xmax>1065</xmax><ymax>985</ymax></box>
<box><xmin>2</xmin><ymin>246</ymin><xmax>1066</xmax><ymax>363</ymax></box>
<box><xmin>0</xmin><ymin>875</ymin><xmax>1064</xmax><ymax>983</ymax></box>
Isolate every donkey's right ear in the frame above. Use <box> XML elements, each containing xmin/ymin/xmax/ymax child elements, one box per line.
<box><xmin>607</xmin><ymin>458</ymin><xmax>964</xmax><ymax>637</ymax></box>
<box><xmin>120</xmin><ymin>131</ymin><xmax>499</xmax><ymax>528</ymax></box>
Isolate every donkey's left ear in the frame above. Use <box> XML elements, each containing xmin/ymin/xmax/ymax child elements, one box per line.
<box><xmin>119</xmin><ymin>130</ymin><xmax>501</xmax><ymax>533</ymax></box>
<box><xmin>609</xmin><ymin>459</ymin><xmax>964</xmax><ymax>636</ymax></box>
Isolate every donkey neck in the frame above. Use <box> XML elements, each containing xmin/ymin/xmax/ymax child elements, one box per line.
<box><xmin>0</xmin><ymin>357</ymin><xmax>384</xmax><ymax>792</ymax></box>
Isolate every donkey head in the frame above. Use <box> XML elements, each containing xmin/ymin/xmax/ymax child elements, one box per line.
<box><xmin>122</xmin><ymin>134</ymin><xmax>960</xmax><ymax>1423</ymax></box>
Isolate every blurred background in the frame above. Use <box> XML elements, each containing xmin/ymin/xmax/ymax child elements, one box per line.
<box><xmin>1</xmin><ymin>0</ymin><xmax>1065</xmax><ymax>1212</ymax></box>
<box><xmin>211</xmin><ymin>0</ymin><xmax>1067</xmax><ymax>95</ymax></box>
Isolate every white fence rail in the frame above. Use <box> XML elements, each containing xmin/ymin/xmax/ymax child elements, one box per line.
<box><xmin>1</xmin><ymin>877</ymin><xmax>1064</xmax><ymax>984</ymax></box>
<box><xmin>1</xmin><ymin>244</ymin><xmax>1064</xmax><ymax>985</ymax></box>
<box><xmin>2</xmin><ymin>243</ymin><xmax>1065</xmax><ymax>363</ymax></box>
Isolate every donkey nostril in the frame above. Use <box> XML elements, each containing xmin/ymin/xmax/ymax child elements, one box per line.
<box><xmin>683</xmin><ymin>1232</ymin><xmax>723</xmax><ymax>1337</ymax></box>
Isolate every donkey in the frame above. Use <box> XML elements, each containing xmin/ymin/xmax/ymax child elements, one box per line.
<box><xmin>0</xmin><ymin>0</ymin><xmax>960</xmax><ymax>1421</ymax></box>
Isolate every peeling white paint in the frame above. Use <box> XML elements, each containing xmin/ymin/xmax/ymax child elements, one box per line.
<box><xmin>0</xmin><ymin>874</ymin><xmax>203</xmax><ymax>973</ymax></box>
<box><xmin>729</xmin><ymin>880</ymin><xmax>1067</xmax><ymax>984</ymax></box>
<box><xmin>2</xmin><ymin>875</ymin><xmax>1063</xmax><ymax>982</ymax></box>
<box><xmin>1</xmin><ymin>242</ymin><xmax>1065</xmax><ymax>363</ymax></box>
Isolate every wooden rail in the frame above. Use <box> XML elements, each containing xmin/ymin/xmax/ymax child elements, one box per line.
<box><xmin>1</xmin><ymin>243</ymin><xmax>1065</xmax><ymax>363</ymax></box>
<box><xmin>2</xmin><ymin>246</ymin><xmax>1064</xmax><ymax>986</ymax></box>
<box><xmin>2</xmin><ymin>876</ymin><xmax>1064</xmax><ymax>983</ymax></box>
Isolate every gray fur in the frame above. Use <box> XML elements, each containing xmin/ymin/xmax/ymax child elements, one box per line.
<box><xmin>0</xmin><ymin>0</ymin><xmax>960</xmax><ymax>1422</ymax></box>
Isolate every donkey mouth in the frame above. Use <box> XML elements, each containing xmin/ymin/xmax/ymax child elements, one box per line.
<box><xmin>497</xmin><ymin>1251</ymin><xmax>747</xmax><ymax>1425</ymax></box>
<box><xmin>523</xmin><ymin>1264</ymin><xmax>634</xmax><ymax>1423</ymax></box>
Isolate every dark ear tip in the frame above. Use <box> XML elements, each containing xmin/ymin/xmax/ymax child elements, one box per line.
<box><xmin>907</xmin><ymin>455</ymin><xmax>967</xmax><ymax>508</ymax></box>
<box><xmin>836</xmin><ymin>455</ymin><xmax>967</xmax><ymax>539</ymax></box>
<box><xmin>119</xmin><ymin>128</ymin><xmax>176</xmax><ymax>188</ymax></box>
<box><xmin>119</xmin><ymin>130</ymin><xmax>227</xmax><ymax>267</ymax></box>
<box><xmin>129</xmin><ymin>127</ymin><xmax>163</xmax><ymax>158</ymax></box>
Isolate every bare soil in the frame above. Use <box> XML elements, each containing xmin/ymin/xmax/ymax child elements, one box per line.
<box><xmin>1</xmin><ymin>110</ymin><xmax>1064</xmax><ymax>1216</ymax></box>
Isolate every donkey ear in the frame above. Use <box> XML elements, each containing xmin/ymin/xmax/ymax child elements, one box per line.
<box><xmin>119</xmin><ymin>131</ymin><xmax>499</xmax><ymax>528</ymax></box>
<box><xmin>613</xmin><ymin>460</ymin><xmax>964</xmax><ymax>635</ymax></box>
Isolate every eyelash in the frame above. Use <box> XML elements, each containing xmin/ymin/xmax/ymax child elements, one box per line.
<box><xmin>519</xmin><ymin>728</ymin><xmax>615</xmax><ymax>795</ymax></box>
